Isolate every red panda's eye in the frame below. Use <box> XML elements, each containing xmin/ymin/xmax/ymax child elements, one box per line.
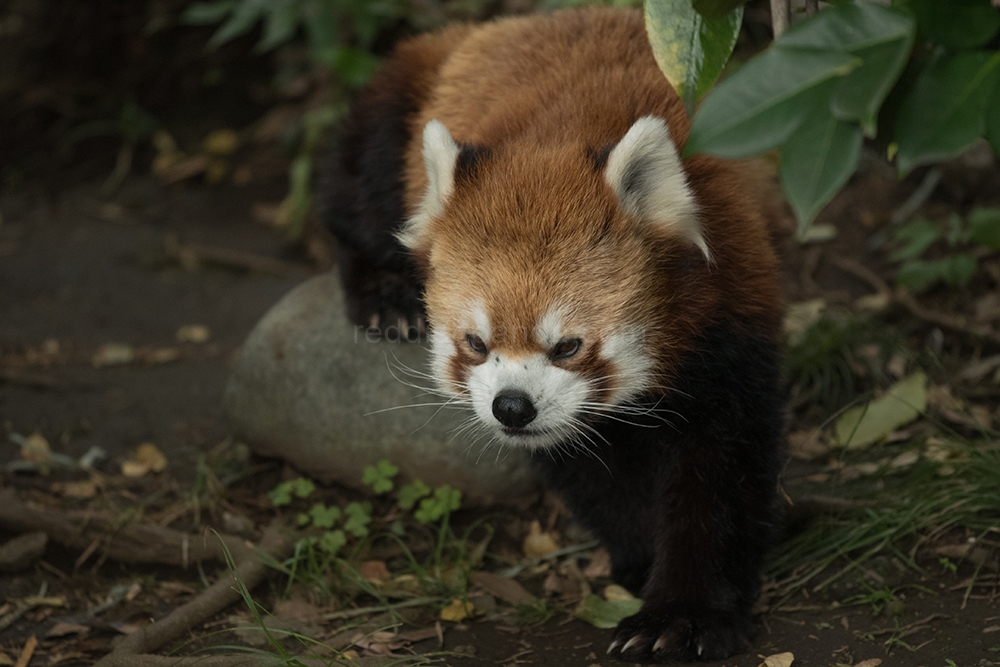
<box><xmin>466</xmin><ymin>333</ymin><xmax>488</xmax><ymax>355</ymax></box>
<box><xmin>550</xmin><ymin>338</ymin><xmax>582</xmax><ymax>360</ymax></box>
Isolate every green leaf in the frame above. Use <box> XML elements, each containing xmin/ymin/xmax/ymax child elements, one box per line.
<box><xmin>895</xmin><ymin>50</ymin><xmax>1000</xmax><ymax>176</ymax></box>
<box><xmin>319</xmin><ymin>529</ymin><xmax>347</xmax><ymax>556</ymax></box>
<box><xmin>779</xmin><ymin>98</ymin><xmax>863</xmax><ymax>232</ymax></box>
<box><xmin>257</xmin><ymin>0</ymin><xmax>299</xmax><ymax>52</ymax></box>
<box><xmin>414</xmin><ymin>486</ymin><xmax>462</xmax><ymax>524</ymax></box>
<box><xmin>686</xmin><ymin>47</ymin><xmax>858</xmax><ymax>158</ymax></box>
<box><xmin>969</xmin><ymin>208</ymin><xmax>1000</xmax><ymax>250</ymax></box>
<box><xmin>890</xmin><ymin>219</ymin><xmax>940</xmax><ymax>261</ymax></box>
<box><xmin>397</xmin><ymin>479</ymin><xmax>431</xmax><ymax>510</ymax></box>
<box><xmin>309</xmin><ymin>503</ymin><xmax>341</xmax><ymax>529</ymax></box>
<box><xmin>986</xmin><ymin>82</ymin><xmax>1000</xmax><ymax>157</ymax></box>
<box><xmin>834</xmin><ymin>372</ymin><xmax>927</xmax><ymax>449</ymax></box>
<box><xmin>897</xmin><ymin>259</ymin><xmax>942</xmax><ymax>292</ymax></box>
<box><xmin>780</xmin><ymin>2</ymin><xmax>915</xmax><ymax>137</ymax></box>
<box><xmin>182</xmin><ymin>1</ymin><xmax>238</xmax><ymax>25</ymax></box>
<box><xmin>362</xmin><ymin>460</ymin><xmax>399</xmax><ymax>494</ymax></box>
<box><xmin>269</xmin><ymin>477</ymin><xmax>314</xmax><ymax>506</ymax></box>
<box><xmin>343</xmin><ymin>502</ymin><xmax>372</xmax><ymax>537</ymax></box>
<box><xmin>208</xmin><ymin>0</ymin><xmax>270</xmax><ymax>47</ymax></box>
<box><xmin>907</xmin><ymin>0</ymin><xmax>1000</xmax><ymax>51</ymax></box>
<box><xmin>691</xmin><ymin>0</ymin><xmax>746</xmax><ymax>21</ymax></box>
<box><xmin>576</xmin><ymin>595</ymin><xmax>644</xmax><ymax>629</ymax></box>
<box><xmin>644</xmin><ymin>0</ymin><xmax>743</xmax><ymax>114</ymax></box>
<box><xmin>937</xmin><ymin>254</ymin><xmax>978</xmax><ymax>287</ymax></box>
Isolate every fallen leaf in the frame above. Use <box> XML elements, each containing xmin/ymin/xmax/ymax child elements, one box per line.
<box><xmin>522</xmin><ymin>520</ymin><xmax>558</xmax><ymax>558</ymax></box>
<box><xmin>760</xmin><ymin>652</ymin><xmax>794</xmax><ymax>667</ymax></box>
<box><xmin>787</xmin><ymin>430</ymin><xmax>828</xmax><ymax>460</ymax></box>
<box><xmin>357</xmin><ymin>560</ymin><xmax>391</xmax><ymax>582</ymax></box>
<box><xmin>202</xmin><ymin>129</ymin><xmax>239</xmax><ymax>156</ymax></box>
<box><xmin>439</xmin><ymin>598</ymin><xmax>474</xmax><ymax>622</ymax></box>
<box><xmin>139</xmin><ymin>347</ymin><xmax>179</xmax><ymax>365</ymax></box>
<box><xmin>889</xmin><ymin>450</ymin><xmax>920</xmax><ymax>469</ymax></box>
<box><xmin>176</xmin><ymin>324</ymin><xmax>211</xmax><ymax>345</ymax></box>
<box><xmin>45</xmin><ymin>623</ymin><xmax>88</xmax><ymax>638</ymax></box>
<box><xmin>469</xmin><ymin>571</ymin><xmax>537</xmax><ymax>606</ymax></box>
<box><xmin>20</xmin><ymin>432</ymin><xmax>51</xmax><ymax>465</ymax></box>
<box><xmin>274</xmin><ymin>599</ymin><xmax>324</xmax><ymax>625</ymax></box>
<box><xmin>122</xmin><ymin>443</ymin><xmax>168</xmax><ymax>477</ymax></box>
<box><xmin>853</xmin><ymin>660</ymin><xmax>882</xmax><ymax>667</ymax></box>
<box><xmin>603</xmin><ymin>584</ymin><xmax>635</xmax><ymax>602</ymax></box>
<box><xmin>59</xmin><ymin>480</ymin><xmax>97</xmax><ymax>498</ymax></box>
<box><xmin>584</xmin><ymin>548</ymin><xmax>612</xmax><ymax>578</ymax></box>
<box><xmin>92</xmin><ymin>343</ymin><xmax>134</xmax><ymax>367</ymax></box>
<box><xmin>974</xmin><ymin>292</ymin><xmax>1000</xmax><ymax>323</ymax></box>
<box><xmin>576</xmin><ymin>594</ymin><xmax>642</xmax><ymax>629</ymax></box>
<box><xmin>834</xmin><ymin>373</ymin><xmax>927</xmax><ymax>449</ymax></box>
<box><xmin>13</xmin><ymin>635</ymin><xmax>36</xmax><ymax>667</ymax></box>
<box><xmin>0</xmin><ymin>653</ymin><xmax>12</xmax><ymax>666</ymax></box>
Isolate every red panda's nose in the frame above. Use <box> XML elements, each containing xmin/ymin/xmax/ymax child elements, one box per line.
<box><xmin>492</xmin><ymin>390</ymin><xmax>537</xmax><ymax>429</ymax></box>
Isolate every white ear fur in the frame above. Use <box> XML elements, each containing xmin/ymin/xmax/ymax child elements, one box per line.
<box><xmin>604</xmin><ymin>116</ymin><xmax>710</xmax><ymax>261</ymax></box>
<box><xmin>398</xmin><ymin>119</ymin><xmax>460</xmax><ymax>249</ymax></box>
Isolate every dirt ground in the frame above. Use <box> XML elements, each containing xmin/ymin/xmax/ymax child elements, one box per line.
<box><xmin>1</xmin><ymin>2</ymin><xmax>998</xmax><ymax>665</ymax></box>
<box><xmin>1</xmin><ymin>152</ymin><xmax>999</xmax><ymax>667</ymax></box>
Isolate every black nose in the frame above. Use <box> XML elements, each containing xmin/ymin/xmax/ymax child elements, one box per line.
<box><xmin>492</xmin><ymin>390</ymin><xmax>537</xmax><ymax>429</ymax></box>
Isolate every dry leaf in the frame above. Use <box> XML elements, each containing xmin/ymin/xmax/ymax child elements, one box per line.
<box><xmin>853</xmin><ymin>660</ymin><xmax>882</xmax><ymax>667</ymax></box>
<box><xmin>439</xmin><ymin>598</ymin><xmax>474</xmax><ymax>622</ymax></box>
<box><xmin>357</xmin><ymin>560</ymin><xmax>391</xmax><ymax>582</ymax></box>
<box><xmin>0</xmin><ymin>652</ymin><xmax>12</xmax><ymax>666</ymax></box>
<box><xmin>92</xmin><ymin>343</ymin><xmax>134</xmax><ymax>367</ymax></box>
<box><xmin>20</xmin><ymin>432</ymin><xmax>51</xmax><ymax>465</ymax></box>
<box><xmin>140</xmin><ymin>347</ymin><xmax>179</xmax><ymax>365</ymax></box>
<box><xmin>469</xmin><ymin>571</ymin><xmax>536</xmax><ymax>606</ymax></box>
<box><xmin>122</xmin><ymin>443</ymin><xmax>168</xmax><ymax>477</ymax></box>
<box><xmin>783</xmin><ymin>299</ymin><xmax>826</xmax><ymax>344</ymax></box>
<box><xmin>202</xmin><ymin>129</ymin><xmax>239</xmax><ymax>156</ymax></box>
<box><xmin>834</xmin><ymin>373</ymin><xmax>927</xmax><ymax>449</ymax></box>
<box><xmin>45</xmin><ymin>623</ymin><xmax>88</xmax><ymax>638</ymax></box>
<box><xmin>787</xmin><ymin>430</ymin><xmax>828</xmax><ymax>460</ymax></box>
<box><xmin>759</xmin><ymin>652</ymin><xmax>794</xmax><ymax>667</ymax></box>
<box><xmin>584</xmin><ymin>548</ymin><xmax>612</xmax><ymax>578</ymax></box>
<box><xmin>603</xmin><ymin>584</ymin><xmax>635</xmax><ymax>602</ymax></box>
<box><xmin>176</xmin><ymin>324</ymin><xmax>211</xmax><ymax>344</ymax></box>
<box><xmin>59</xmin><ymin>480</ymin><xmax>98</xmax><ymax>498</ymax></box>
<box><xmin>523</xmin><ymin>520</ymin><xmax>558</xmax><ymax>558</ymax></box>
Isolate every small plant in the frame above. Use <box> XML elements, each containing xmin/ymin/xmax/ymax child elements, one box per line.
<box><xmin>891</xmin><ymin>208</ymin><xmax>1000</xmax><ymax>293</ymax></box>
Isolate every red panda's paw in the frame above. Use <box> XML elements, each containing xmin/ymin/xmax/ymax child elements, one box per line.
<box><xmin>607</xmin><ymin>606</ymin><xmax>754</xmax><ymax>663</ymax></box>
<box><xmin>347</xmin><ymin>272</ymin><xmax>425</xmax><ymax>341</ymax></box>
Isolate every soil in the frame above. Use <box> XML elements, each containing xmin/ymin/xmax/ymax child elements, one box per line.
<box><xmin>2</xmin><ymin>4</ymin><xmax>1000</xmax><ymax>663</ymax></box>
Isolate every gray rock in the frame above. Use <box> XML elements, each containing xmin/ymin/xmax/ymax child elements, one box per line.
<box><xmin>0</xmin><ymin>531</ymin><xmax>47</xmax><ymax>573</ymax></box>
<box><xmin>224</xmin><ymin>273</ymin><xmax>539</xmax><ymax>505</ymax></box>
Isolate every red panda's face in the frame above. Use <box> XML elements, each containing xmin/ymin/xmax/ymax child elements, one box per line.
<box><xmin>402</xmin><ymin>116</ymin><xmax>707</xmax><ymax>449</ymax></box>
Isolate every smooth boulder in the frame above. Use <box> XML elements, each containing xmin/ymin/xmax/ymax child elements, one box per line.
<box><xmin>224</xmin><ymin>272</ymin><xmax>539</xmax><ymax>505</ymax></box>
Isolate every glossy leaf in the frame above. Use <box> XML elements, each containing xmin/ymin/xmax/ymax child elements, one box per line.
<box><xmin>969</xmin><ymin>208</ymin><xmax>1000</xmax><ymax>250</ymax></box>
<box><xmin>906</xmin><ymin>0</ymin><xmax>1000</xmax><ymax>51</ymax></box>
<box><xmin>987</xmin><ymin>83</ymin><xmax>1000</xmax><ymax>158</ymax></box>
<box><xmin>779</xmin><ymin>2</ymin><xmax>914</xmax><ymax>137</ymax></box>
<box><xmin>895</xmin><ymin>51</ymin><xmax>1000</xmax><ymax>176</ymax></box>
<box><xmin>577</xmin><ymin>595</ymin><xmax>644</xmax><ymax>629</ymax></box>
<box><xmin>779</xmin><ymin>98</ymin><xmax>863</xmax><ymax>231</ymax></box>
<box><xmin>644</xmin><ymin>0</ymin><xmax>743</xmax><ymax>114</ymax></box>
<box><xmin>834</xmin><ymin>372</ymin><xmax>927</xmax><ymax>449</ymax></box>
<box><xmin>686</xmin><ymin>47</ymin><xmax>857</xmax><ymax>158</ymax></box>
<box><xmin>691</xmin><ymin>0</ymin><xmax>746</xmax><ymax>20</ymax></box>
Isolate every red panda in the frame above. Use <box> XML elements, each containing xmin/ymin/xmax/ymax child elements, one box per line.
<box><xmin>323</xmin><ymin>7</ymin><xmax>784</xmax><ymax>663</ymax></box>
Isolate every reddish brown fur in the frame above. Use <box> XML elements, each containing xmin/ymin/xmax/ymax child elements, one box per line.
<box><xmin>375</xmin><ymin>7</ymin><xmax>781</xmax><ymax>389</ymax></box>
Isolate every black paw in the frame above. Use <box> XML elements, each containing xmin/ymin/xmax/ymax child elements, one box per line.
<box><xmin>346</xmin><ymin>270</ymin><xmax>425</xmax><ymax>340</ymax></box>
<box><xmin>607</xmin><ymin>606</ymin><xmax>754</xmax><ymax>663</ymax></box>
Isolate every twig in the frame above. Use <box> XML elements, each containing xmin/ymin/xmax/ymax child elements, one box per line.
<box><xmin>164</xmin><ymin>234</ymin><xmax>306</xmax><ymax>276</ymax></box>
<box><xmin>869</xmin><ymin>612</ymin><xmax>949</xmax><ymax>638</ymax></box>
<box><xmin>770</xmin><ymin>0</ymin><xmax>790</xmax><ymax>38</ymax></box>
<box><xmin>0</xmin><ymin>488</ymin><xmax>252</xmax><ymax>568</ymax></box>
<box><xmin>501</xmin><ymin>539</ymin><xmax>600</xmax><ymax>577</ymax></box>
<box><xmin>829</xmin><ymin>255</ymin><xmax>1000</xmax><ymax>346</ymax></box>
<box><xmin>321</xmin><ymin>596</ymin><xmax>442</xmax><ymax>621</ymax></box>
<box><xmin>13</xmin><ymin>635</ymin><xmax>37</xmax><ymax>667</ymax></box>
<box><xmin>94</xmin><ymin>520</ymin><xmax>291</xmax><ymax>663</ymax></box>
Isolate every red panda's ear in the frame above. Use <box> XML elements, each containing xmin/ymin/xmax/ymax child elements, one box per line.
<box><xmin>399</xmin><ymin>119</ymin><xmax>460</xmax><ymax>250</ymax></box>
<box><xmin>604</xmin><ymin>116</ymin><xmax>711</xmax><ymax>262</ymax></box>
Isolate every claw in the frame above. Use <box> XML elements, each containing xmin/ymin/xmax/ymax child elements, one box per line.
<box><xmin>607</xmin><ymin>640</ymin><xmax>619</xmax><ymax>655</ymax></box>
<box><xmin>621</xmin><ymin>635</ymin><xmax>642</xmax><ymax>653</ymax></box>
<box><xmin>653</xmin><ymin>636</ymin><xmax>667</xmax><ymax>652</ymax></box>
<box><xmin>697</xmin><ymin>641</ymin><xmax>704</xmax><ymax>657</ymax></box>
